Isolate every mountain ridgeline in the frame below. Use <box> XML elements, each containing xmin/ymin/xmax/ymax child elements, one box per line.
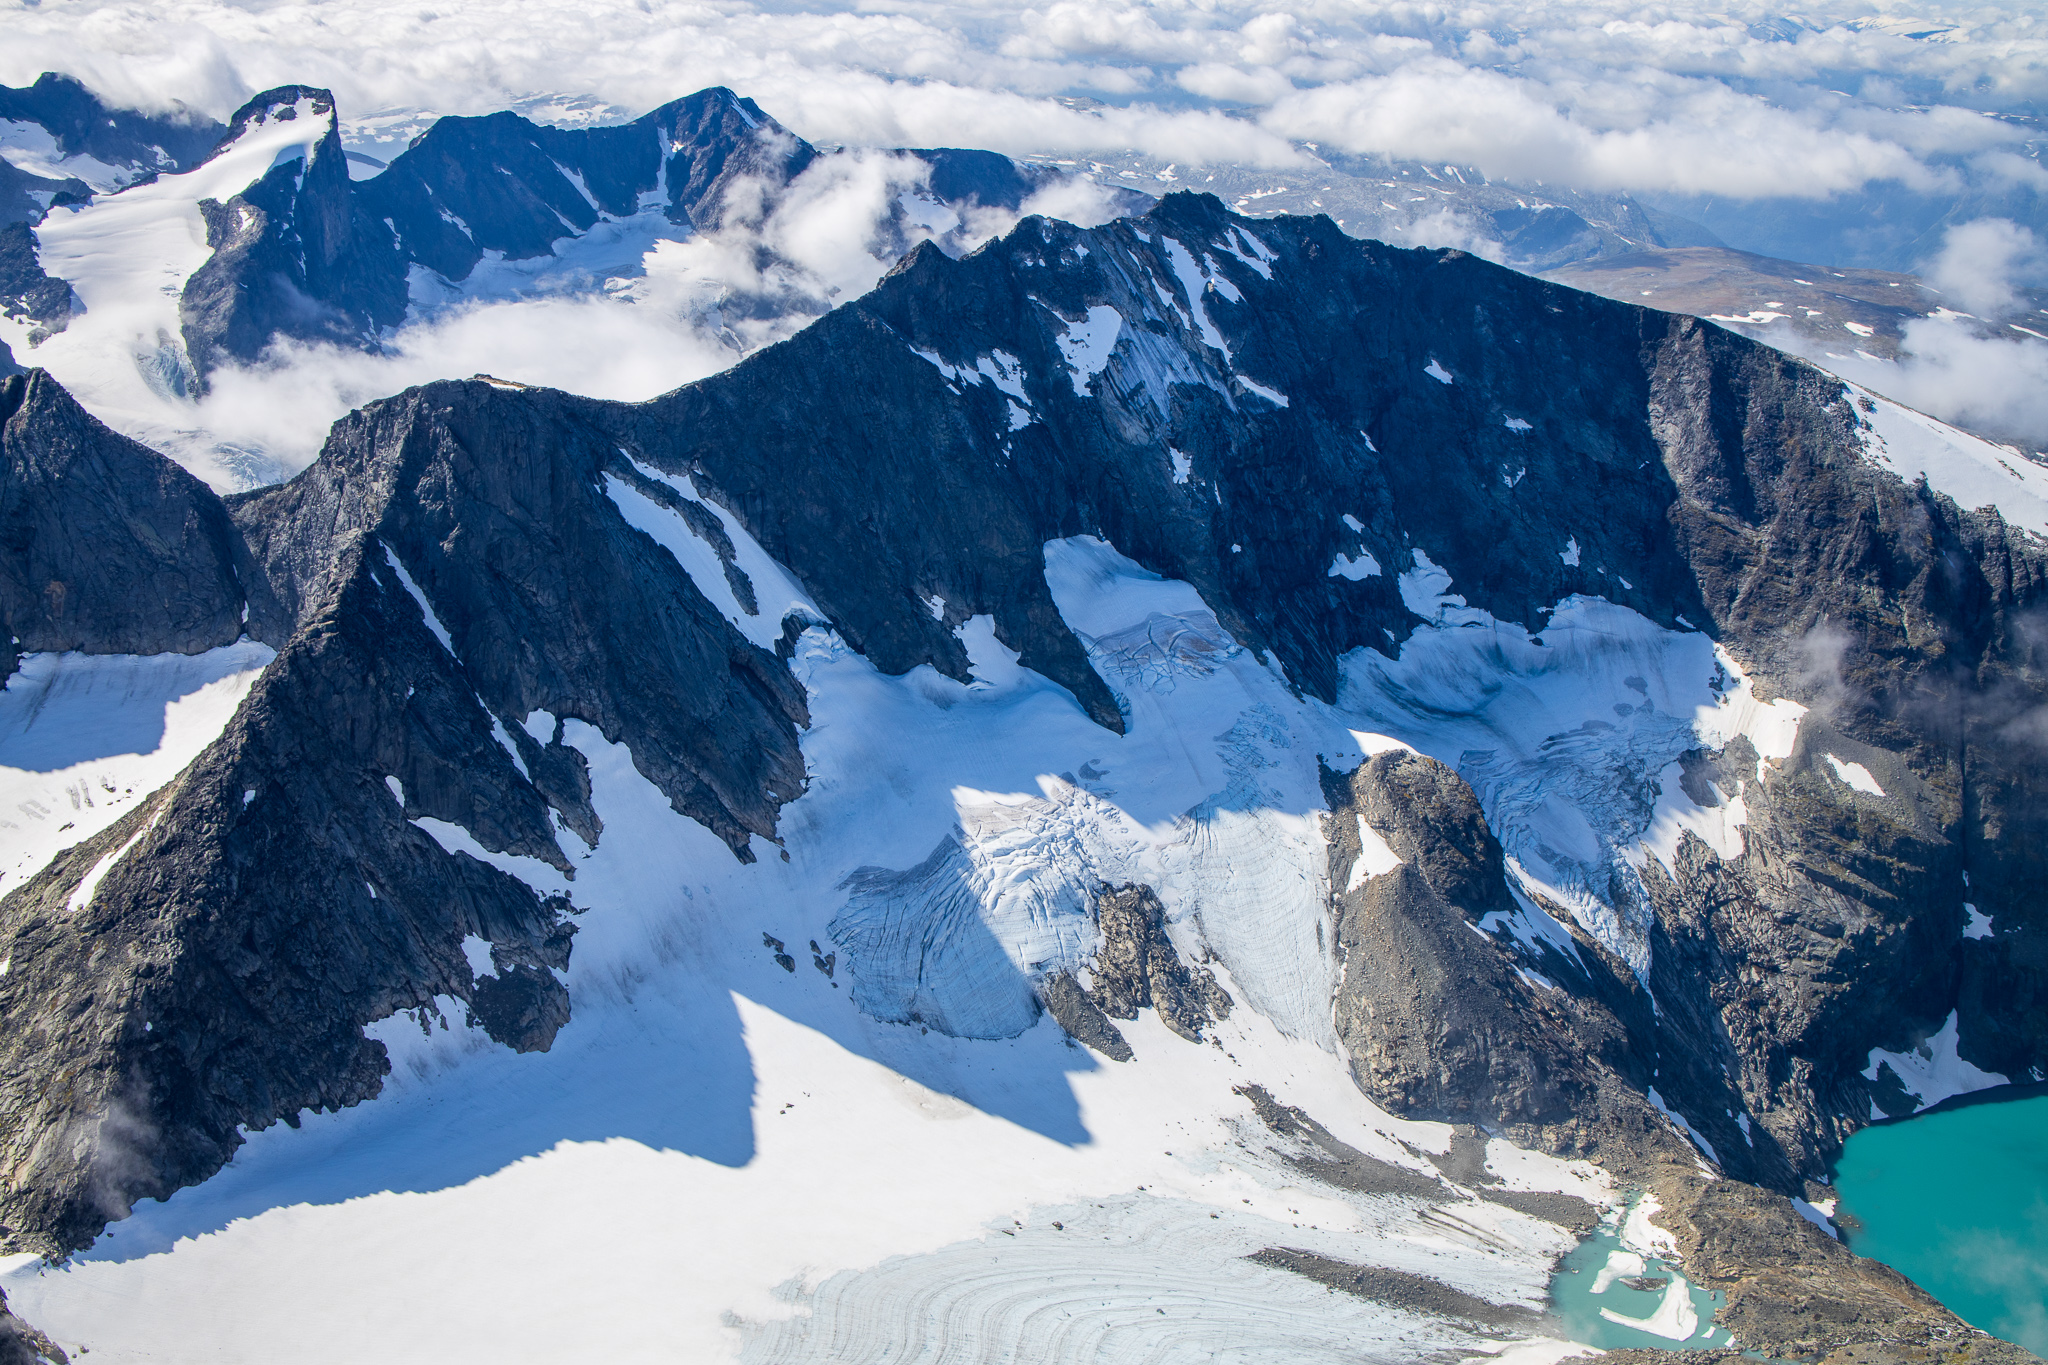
<box><xmin>0</xmin><ymin>190</ymin><xmax>2043</xmax><ymax>1359</ymax></box>
<box><xmin>50</xmin><ymin>79</ymin><xmax>1142</xmax><ymax>385</ymax></box>
<box><xmin>169</xmin><ymin>85</ymin><xmax>815</xmax><ymax>378</ymax></box>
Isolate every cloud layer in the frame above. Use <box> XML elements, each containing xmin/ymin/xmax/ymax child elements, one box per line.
<box><xmin>3</xmin><ymin>0</ymin><xmax>2043</xmax><ymax>205</ymax></box>
<box><xmin>1788</xmin><ymin>219</ymin><xmax>2048</xmax><ymax>452</ymax></box>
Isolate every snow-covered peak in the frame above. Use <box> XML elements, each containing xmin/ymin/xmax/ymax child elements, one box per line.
<box><xmin>204</xmin><ymin>87</ymin><xmax>337</xmax><ymax>178</ymax></box>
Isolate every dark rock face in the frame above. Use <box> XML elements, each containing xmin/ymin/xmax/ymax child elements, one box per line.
<box><xmin>1325</xmin><ymin>752</ymin><xmax>1630</xmax><ymax>1136</ymax></box>
<box><xmin>357</xmin><ymin>88</ymin><xmax>811</xmax><ymax>285</ymax></box>
<box><xmin>1040</xmin><ymin>883</ymin><xmax>1232</xmax><ymax>1058</ymax></box>
<box><xmin>0</xmin><ymin>157</ymin><xmax>88</xmax><ymax>232</ymax></box>
<box><xmin>905</xmin><ymin>148</ymin><xmax>1153</xmax><ymax>220</ymax></box>
<box><xmin>469</xmin><ymin>966</ymin><xmax>572</xmax><ymax>1053</ymax></box>
<box><xmin>1087</xmin><ymin>883</ymin><xmax>1231</xmax><ymax>1041</ymax></box>
<box><xmin>0</xmin><ymin>368</ymin><xmax>812</xmax><ymax>1254</ymax></box>
<box><xmin>0</xmin><ymin>224</ymin><xmax>72</xmax><ymax>338</ymax></box>
<box><xmin>0</xmin><ymin>1286</ymin><xmax>66</xmax><ymax>1365</ymax></box>
<box><xmin>230</xmin><ymin>382</ymin><xmax>811</xmax><ymax>854</ymax></box>
<box><xmin>907</xmin><ymin>148</ymin><xmax>1050</xmax><ymax>213</ymax></box>
<box><xmin>1038</xmin><ymin>972</ymin><xmax>1132</xmax><ymax>1061</ymax></box>
<box><xmin>178</xmin><ymin>87</ymin><xmax>409</xmax><ymax>378</ymax></box>
<box><xmin>0</xmin><ymin>370</ymin><xmax>245</xmax><ymax>675</ymax></box>
<box><xmin>0</xmin><ymin>189</ymin><xmax>2041</xmax><ymax>1365</ymax></box>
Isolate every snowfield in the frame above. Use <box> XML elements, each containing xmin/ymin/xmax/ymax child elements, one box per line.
<box><xmin>0</xmin><ymin>528</ymin><xmax>1810</xmax><ymax>1363</ymax></box>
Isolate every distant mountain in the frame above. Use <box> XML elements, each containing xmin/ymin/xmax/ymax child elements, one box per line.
<box><xmin>1072</xmin><ymin>146</ymin><xmax>1725</xmax><ymax>272</ymax></box>
<box><xmin>0</xmin><ymin>72</ymin><xmax>223</xmax><ymax>221</ymax></box>
<box><xmin>1646</xmin><ymin>168</ymin><xmax>2048</xmax><ymax>274</ymax></box>
<box><xmin>1543</xmin><ymin>245</ymin><xmax>1933</xmax><ymax>361</ymax></box>
<box><xmin>7</xmin><ymin>81</ymin><xmax>1149</xmax><ymax>400</ymax></box>
<box><xmin>176</xmin><ymin>87</ymin><xmax>412</xmax><ymax>378</ymax></box>
<box><xmin>0</xmin><ymin>192</ymin><xmax>2042</xmax><ymax>1362</ymax></box>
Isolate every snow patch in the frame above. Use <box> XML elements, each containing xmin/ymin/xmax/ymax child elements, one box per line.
<box><xmin>1853</xmin><ymin>384</ymin><xmax>2048</xmax><ymax>537</ymax></box>
<box><xmin>1157</xmin><ymin>236</ymin><xmax>1230</xmax><ymax>362</ymax></box>
<box><xmin>1598</xmin><ymin>1275</ymin><xmax>1700</xmax><ymax>1341</ymax></box>
<box><xmin>1345</xmin><ymin>817</ymin><xmax>1403</xmax><ymax>890</ymax></box>
<box><xmin>1618</xmin><ymin>1194</ymin><xmax>1679</xmax><ymax>1260</ymax></box>
<box><xmin>1235</xmin><ymin>375</ymin><xmax>1289</xmax><ymax>407</ymax></box>
<box><xmin>1964</xmin><ymin>904</ymin><xmax>1994</xmax><ymax>939</ymax></box>
<box><xmin>1792</xmin><ymin>1197</ymin><xmax>1839</xmax><ymax>1239</ymax></box>
<box><xmin>66</xmin><ymin>823</ymin><xmax>152</xmax><ymax>915</ymax></box>
<box><xmin>460</xmin><ymin>935</ymin><xmax>496</xmax><ymax>980</ymax></box>
<box><xmin>1052</xmin><ymin>304</ymin><xmax>1122</xmax><ymax>396</ymax></box>
<box><xmin>0</xmin><ymin>643</ymin><xmax>272</xmax><ymax>892</ymax></box>
<box><xmin>1646</xmin><ymin>1086</ymin><xmax>1720</xmax><ymax>1167</ymax></box>
<box><xmin>1825</xmin><ymin>754</ymin><xmax>1884</xmax><ymax>796</ymax></box>
<box><xmin>1862</xmin><ymin>1010</ymin><xmax>2007</xmax><ymax>1112</ymax></box>
<box><xmin>1424</xmin><ymin>359</ymin><xmax>1453</xmax><ymax>384</ymax></box>
<box><xmin>1328</xmin><ymin>552</ymin><xmax>1382</xmax><ymax>580</ymax></box>
<box><xmin>605</xmin><ymin>458</ymin><xmax>821</xmax><ymax>649</ymax></box>
<box><xmin>382</xmin><ymin>544</ymin><xmax>456</xmax><ymax>656</ymax></box>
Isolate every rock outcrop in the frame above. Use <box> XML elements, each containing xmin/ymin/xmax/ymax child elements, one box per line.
<box><xmin>1040</xmin><ymin>883</ymin><xmax>1232</xmax><ymax>1059</ymax></box>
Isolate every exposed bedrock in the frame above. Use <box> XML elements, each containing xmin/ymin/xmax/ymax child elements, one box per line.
<box><xmin>0</xmin><ymin>370</ymin><xmax>245</xmax><ymax>675</ymax></box>
<box><xmin>178</xmin><ymin>88</ymin><xmax>410</xmax><ymax>379</ymax></box>
<box><xmin>1326</xmin><ymin>750</ymin><xmax>2040</xmax><ymax>1364</ymax></box>
<box><xmin>1327</xmin><ymin>750</ymin><xmax>1641</xmax><ymax>1137</ymax></box>
<box><xmin>1040</xmin><ymin>884</ymin><xmax>1232</xmax><ymax>1060</ymax></box>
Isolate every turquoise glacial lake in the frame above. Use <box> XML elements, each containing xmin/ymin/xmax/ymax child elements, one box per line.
<box><xmin>1834</xmin><ymin>1088</ymin><xmax>2048</xmax><ymax>1356</ymax></box>
<box><xmin>1548</xmin><ymin>1202</ymin><xmax>1732</xmax><ymax>1350</ymax></box>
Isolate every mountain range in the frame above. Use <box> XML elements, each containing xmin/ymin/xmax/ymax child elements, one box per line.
<box><xmin>0</xmin><ymin>74</ymin><xmax>2043</xmax><ymax>1364</ymax></box>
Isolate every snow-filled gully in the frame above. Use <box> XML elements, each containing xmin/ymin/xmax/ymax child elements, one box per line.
<box><xmin>1</xmin><ymin>531</ymin><xmax>1774</xmax><ymax>1364</ymax></box>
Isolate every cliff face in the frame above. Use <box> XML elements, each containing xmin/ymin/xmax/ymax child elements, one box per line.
<box><xmin>177</xmin><ymin>88</ymin><xmax>411</xmax><ymax>377</ymax></box>
<box><xmin>0</xmin><ymin>193</ymin><xmax>2039</xmax><ymax>1363</ymax></box>
<box><xmin>0</xmin><ymin>371</ymin><xmax>244</xmax><ymax>672</ymax></box>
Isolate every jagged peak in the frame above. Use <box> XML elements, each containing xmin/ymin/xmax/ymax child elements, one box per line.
<box><xmin>206</xmin><ymin>84</ymin><xmax>338</xmax><ymax>164</ymax></box>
